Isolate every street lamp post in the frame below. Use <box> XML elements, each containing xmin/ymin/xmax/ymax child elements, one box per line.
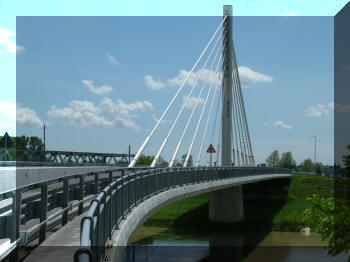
<box><xmin>313</xmin><ymin>136</ymin><xmax>316</xmax><ymax>163</ymax></box>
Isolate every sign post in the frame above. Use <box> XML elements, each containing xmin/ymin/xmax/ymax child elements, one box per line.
<box><xmin>206</xmin><ymin>144</ymin><xmax>216</xmax><ymax>167</ymax></box>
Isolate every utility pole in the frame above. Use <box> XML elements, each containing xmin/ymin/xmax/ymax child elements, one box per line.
<box><xmin>313</xmin><ymin>136</ymin><xmax>316</xmax><ymax>163</ymax></box>
<box><xmin>128</xmin><ymin>145</ymin><xmax>131</xmax><ymax>164</ymax></box>
<box><xmin>43</xmin><ymin>124</ymin><xmax>46</xmax><ymax>151</ymax></box>
<box><xmin>221</xmin><ymin>5</ymin><xmax>233</xmax><ymax>166</ymax></box>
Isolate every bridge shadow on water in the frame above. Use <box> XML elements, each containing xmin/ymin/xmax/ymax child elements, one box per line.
<box><xmin>124</xmin><ymin>178</ymin><xmax>297</xmax><ymax>262</ymax></box>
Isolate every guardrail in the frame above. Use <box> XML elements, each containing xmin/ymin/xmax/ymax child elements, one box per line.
<box><xmin>74</xmin><ymin>167</ymin><xmax>291</xmax><ymax>262</ymax></box>
<box><xmin>0</xmin><ymin>167</ymin><xmax>149</xmax><ymax>261</ymax></box>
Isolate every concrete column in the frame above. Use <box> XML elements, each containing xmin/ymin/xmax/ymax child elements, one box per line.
<box><xmin>209</xmin><ymin>186</ymin><xmax>244</xmax><ymax>223</ymax></box>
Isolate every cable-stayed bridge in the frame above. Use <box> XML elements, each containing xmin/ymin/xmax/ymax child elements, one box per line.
<box><xmin>0</xmin><ymin>6</ymin><xmax>291</xmax><ymax>262</ymax></box>
<box><xmin>128</xmin><ymin>7</ymin><xmax>254</xmax><ymax>169</ymax></box>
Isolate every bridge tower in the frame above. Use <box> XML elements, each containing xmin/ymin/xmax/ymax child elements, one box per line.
<box><xmin>221</xmin><ymin>5</ymin><xmax>233</xmax><ymax>166</ymax></box>
<box><xmin>209</xmin><ymin>5</ymin><xmax>244</xmax><ymax>223</ymax></box>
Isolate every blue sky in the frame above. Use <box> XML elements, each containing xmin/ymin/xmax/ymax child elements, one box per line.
<box><xmin>0</xmin><ymin>0</ymin><xmax>347</xmax><ymax>165</ymax></box>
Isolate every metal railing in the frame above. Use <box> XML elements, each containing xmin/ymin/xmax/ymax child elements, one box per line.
<box><xmin>0</xmin><ymin>167</ymin><xmax>149</xmax><ymax>261</ymax></box>
<box><xmin>74</xmin><ymin>167</ymin><xmax>291</xmax><ymax>262</ymax></box>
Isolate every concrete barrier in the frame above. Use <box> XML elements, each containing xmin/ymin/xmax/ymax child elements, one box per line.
<box><xmin>0</xmin><ymin>166</ymin><xmax>114</xmax><ymax>193</ymax></box>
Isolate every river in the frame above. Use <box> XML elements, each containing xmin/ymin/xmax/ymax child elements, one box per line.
<box><xmin>121</xmin><ymin>227</ymin><xmax>348</xmax><ymax>262</ymax></box>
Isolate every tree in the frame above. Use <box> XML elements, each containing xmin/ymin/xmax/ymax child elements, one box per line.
<box><xmin>314</xmin><ymin>162</ymin><xmax>324</xmax><ymax>175</ymax></box>
<box><xmin>303</xmin><ymin>195</ymin><xmax>350</xmax><ymax>262</ymax></box>
<box><xmin>181</xmin><ymin>154</ymin><xmax>193</xmax><ymax>167</ymax></box>
<box><xmin>136</xmin><ymin>154</ymin><xmax>154</xmax><ymax>166</ymax></box>
<box><xmin>14</xmin><ymin>136</ymin><xmax>29</xmax><ymax>150</ymax></box>
<box><xmin>343</xmin><ymin>145</ymin><xmax>350</xmax><ymax>177</ymax></box>
<box><xmin>265</xmin><ymin>150</ymin><xmax>280</xmax><ymax>167</ymax></box>
<box><xmin>278</xmin><ymin>152</ymin><xmax>296</xmax><ymax>169</ymax></box>
<box><xmin>157</xmin><ymin>157</ymin><xmax>169</xmax><ymax>167</ymax></box>
<box><xmin>301</xmin><ymin>158</ymin><xmax>314</xmax><ymax>172</ymax></box>
<box><xmin>173</xmin><ymin>159</ymin><xmax>182</xmax><ymax>167</ymax></box>
<box><xmin>28</xmin><ymin>136</ymin><xmax>44</xmax><ymax>152</ymax></box>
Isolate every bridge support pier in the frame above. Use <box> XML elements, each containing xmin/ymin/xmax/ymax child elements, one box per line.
<box><xmin>209</xmin><ymin>186</ymin><xmax>244</xmax><ymax>223</ymax></box>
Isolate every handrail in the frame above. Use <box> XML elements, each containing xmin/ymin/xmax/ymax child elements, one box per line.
<box><xmin>0</xmin><ymin>166</ymin><xmax>152</xmax><ymax>261</ymax></box>
<box><xmin>74</xmin><ymin>167</ymin><xmax>291</xmax><ymax>262</ymax></box>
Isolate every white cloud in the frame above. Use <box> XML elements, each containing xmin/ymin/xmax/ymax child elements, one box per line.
<box><xmin>0</xmin><ymin>100</ymin><xmax>16</xmax><ymax>119</ymax></box>
<box><xmin>100</xmin><ymin>98</ymin><xmax>153</xmax><ymax>130</ymax></box>
<box><xmin>100</xmin><ymin>97</ymin><xmax>153</xmax><ymax>113</ymax></box>
<box><xmin>166</xmin><ymin>66</ymin><xmax>271</xmax><ymax>88</ymax></box>
<box><xmin>167</xmin><ymin>69</ymin><xmax>221</xmax><ymax>87</ymax></box>
<box><xmin>47</xmin><ymin>100</ymin><xmax>115</xmax><ymax>127</ymax></box>
<box><xmin>47</xmin><ymin>98</ymin><xmax>153</xmax><ymax>131</ymax></box>
<box><xmin>306</xmin><ymin>102</ymin><xmax>334</xmax><ymax>117</ymax></box>
<box><xmin>0</xmin><ymin>100</ymin><xmax>16</xmax><ymax>134</ymax></box>
<box><xmin>16</xmin><ymin>104</ymin><xmax>43</xmax><ymax>127</ymax></box>
<box><xmin>105</xmin><ymin>52</ymin><xmax>119</xmax><ymax>65</ymax></box>
<box><xmin>238</xmin><ymin>66</ymin><xmax>273</xmax><ymax>87</ymax></box>
<box><xmin>0</xmin><ymin>119</ymin><xmax>15</xmax><ymax>128</ymax></box>
<box><xmin>82</xmin><ymin>80</ymin><xmax>113</xmax><ymax>96</ymax></box>
<box><xmin>152</xmin><ymin>115</ymin><xmax>172</xmax><ymax>125</ymax></box>
<box><xmin>182</xmin><ymin>96</ymin><xmax>205</xmax><ymax>109</ymax></box>
<box><xmin>16</xmin><ymin>44</ymin><xmax>25</xmax><ymax>54</ymax></box>
<box><xmin>274</xmin><ymin>121</ymin><xmax>293</xmax><ymax>130</ymax></box>
<box><xmin>0</xmin><ymin>28</ymin><xmax>24</xmax><ymax>54</ymax></box>
<box><xmin>144</xmin><ymin>74</ymin><xmax>165</xmax><ymax>90</ymax></box>
<box><xmin>283</xmin><ymin>12</ymin><xmax>296</xmax><ymax>16</ymax></box>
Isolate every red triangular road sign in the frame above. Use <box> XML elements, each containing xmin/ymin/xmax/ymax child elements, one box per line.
<box><xmin>206</xmin><ymin>144</ymin><xmax>216</xmax><ymax>153</ymax></box>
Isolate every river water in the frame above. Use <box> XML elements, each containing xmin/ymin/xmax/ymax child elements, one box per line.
<box><xmin>122</xmin><ymin>227</ymin><xmax>348</xmax><ymax>262</ymax></box>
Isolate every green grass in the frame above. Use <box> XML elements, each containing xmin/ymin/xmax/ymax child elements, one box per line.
<box><xmin>288</xmin><ymin>174</ymin><xmax>334</xmax><ymax>200</ymax></box>
<box><xmin>144</xmin><ymin>174</ymin><xmax>337</xmax><ymax>232</ymax></box>
<box><xmin>272</xmin><ymin>199</ymin><xmax>310</xmax><ymax>231</ymax></box>
<box><xmin>144</xmin><ymin>194</ymin><xmax>209</xmax><ymax>227</ymax></box>
<box><xmin>272</xmin><ymin>174</ymin><xmax>334</xmax><ymax>231</ymax></box>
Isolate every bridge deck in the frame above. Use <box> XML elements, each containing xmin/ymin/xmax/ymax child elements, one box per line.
<box><xmin>23</xmin><ymin>213</ymin><xmax>84</xmax><ymax>262</ymax></box>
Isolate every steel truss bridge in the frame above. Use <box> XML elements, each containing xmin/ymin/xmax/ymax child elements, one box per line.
<box><xmin>0</xmin><ymin>149</ymin><xmax>134</xmax><ymax>166</ymax></box>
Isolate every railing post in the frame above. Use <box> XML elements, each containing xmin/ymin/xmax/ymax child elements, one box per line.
<box><xmin>141</xmin><ymin>171</ymin><xmax>144</xmax><ymax>201</ymax></box>
<box><xmin>148</xmin><ymin>171</ymin><xmax>151</xmax><ymax>197</ymax></box>
<box><xmin>181</xmin><ymin>168</ymin><xmax>183</xmax><ymax>186</ymax></box>
<box><xmin>62</xmin><ymin>177</ymin><xmax>69</xmax><ymax>226</ymax></box>
<box><xmin>128</xmin><ymin>173</ymin><xmax>131</xmax><ymax>212</ymax></box>
<box><xmin>78</xmin><ymin>175</ymin><xmax>85</xmax><ymax>215</ymax></box>
<box><xmin>167</xmin><ymin>168</ymin><xmax>170</xmax><ymax>189</ymax></box>
<box><xmin>155</xmin><ymin>169</ymin><xmax>158</xmax><ymax>193</ymax></box>
<box><xmin>121</xmin><ymin>169</ymin><xmax>125</xmax><ymax>219</ymax></box>
<box><xmin>93</xmin><ymin>198</ymin><xmax>101</xmax><ymax>262</ymax></box>
<box><xmin>109</xmin><ymin>170</ymin><xmax>113</xmax><ymax>183</ymax></box>
<box><xmin>94</xmin><ymin>173</ymin><xmax>99</xmax><ymax>194</ymax></box>
<box><xmin>39</xmin><ymin>182</ymin><xmax>48</xmax><ymax>243</ymax></box>
<box><xmin>108</xmin><ymin>187</ymin><xmax>112</xmax><ymax>239</ymax></box>
<box><xmin>9</xmin><ymin>190</ymin><xmax>21</xmax><ymax>262</ymax></box>
<box><xmin>134</xmin><ymin>173</ymin><xmax>137</xmax><ymax>206</ymax></box>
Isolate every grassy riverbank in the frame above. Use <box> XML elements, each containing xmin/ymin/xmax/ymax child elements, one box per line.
<box><xmin>143</xmin><ymin>174</ymin><xmax>335</xmax><ymax>232</ymax></box>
